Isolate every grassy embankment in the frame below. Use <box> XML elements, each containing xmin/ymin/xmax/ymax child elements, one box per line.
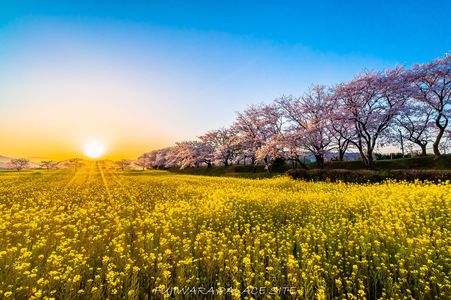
<box><xmin>168</xmin><ymin>155</ymin><xmax>451</xmax><ymax>181</ymax></box>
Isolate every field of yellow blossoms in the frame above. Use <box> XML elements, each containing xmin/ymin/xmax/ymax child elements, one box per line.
<box><xmin>0</xmin><ymin>162</ymin><xmax>449</xmax><ymax>299</ymax></box>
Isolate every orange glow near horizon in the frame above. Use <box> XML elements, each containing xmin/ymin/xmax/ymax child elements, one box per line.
<box><xmin>0</xmin><ymin>126</ymin><xmax>168</xmax><ymax>161</ymax></box>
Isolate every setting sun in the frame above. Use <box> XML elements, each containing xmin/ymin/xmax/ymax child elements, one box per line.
<box><xmin>83</xmin><ymin>142</ymin><xmax>106</xmax><ymax>159</ymax></box>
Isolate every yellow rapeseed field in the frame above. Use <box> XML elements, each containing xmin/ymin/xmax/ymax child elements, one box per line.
<box><xmin>0</xmin><ymin>163</ymin><xmax>449</xmax><ymax>299</ymax></box>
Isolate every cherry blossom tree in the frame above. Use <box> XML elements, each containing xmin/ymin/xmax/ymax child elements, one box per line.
<box><xmin>277</xmin><ymin>86</ymin><xmax>334</xmax><ymax>168</ymax></box>
<box><xmin>199</xmin><ymin>127</ymin><xmax>238</xmax><ymax>166</ymax></box>
<box><xmin>394</xmin><ymin>99</ymin><xmax>434</xmax><ymax>156</ymax></box>
<box><xmin>135</xmin><ymin>156</ymin><xmax>149</xmax><ymax>170</ymax></box>
<box><xmin>409</xmin><ymin>54</ymin><xmax>451</xmax><ymax>156</ymax></box>
<box><xmin>9</xmin><ymin>158</ymin><xmax>30</xmax><ymax>171</ymax></box>
<box><xmin>233</xmin><ymin>103</ymin><xmax>288</xmax><ymax>171</ymax></box>
<box><xmin>139</xmin><ymin>152</ymin><xmax>156</xmax><ymax>168</ymax></box>
<box><xmin>153</xmin><ymin>148</ymin><xmax>175</xmax><ymax>169</ymax></box>
<box><xmin>140</xmin><ymin>147</ymin><xmax>175</xmax><ymax>169</ymax></box>
<box><xmin>232</xmin><ymin>140</ymin><xmax>253</xmax><ymax>165</ymax></box>
<box><xmin>334</xmin><ymin>67</ymin><xmax>409</xmax><ymax>169</ymax></box>
<box><xmin>232</xmin><ymin>105</ymin><xmax>268</xmax><ymax>170</ymax></box>
<box><xmin>279</xmin><ymin>132</ymin><xmax>309</xmax><ymax>168</ymax></box>
<box><xmin>40</xmin><ymin>160</ymin><xmax>59</xmax><ymax>171</ymax></box>
<box><xmin>116</xmin><ymin>159</ymin><xmax>132</xmax><ymax>171</ymax></box>
<box><xmin>256</xmin><ymin>134</ymin><xmax>287</xmax><ymax>171</ymax></box>
<box><xmin>330</xmin><ymin>121</ymin><xmax>353</xmax><ymax>161</ymax></box>
<box><xmin>328</xmin><ymin>92</ymin><xmax>354</xmax><ymax>161</ymax></box>
<box><xmin>167</xmin><ymin>141</ymin><xmax>214</xmax><ymax>169</ymax></box>
<box><xmin>254</xmin><ymin>103</ymin><xmax>287</xmax><ymax>170</ymax></box>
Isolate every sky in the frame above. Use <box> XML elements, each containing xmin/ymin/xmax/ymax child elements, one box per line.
<box><xmin>0</xmin><ymin>0</ymin><xmax>450</xmax><ymax>160</ymax></box>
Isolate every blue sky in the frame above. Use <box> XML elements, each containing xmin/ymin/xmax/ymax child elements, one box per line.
<box><xmin>0</xmin><ymin>1</ymin><xmax>450</xmax><ymax>158</ymax></box>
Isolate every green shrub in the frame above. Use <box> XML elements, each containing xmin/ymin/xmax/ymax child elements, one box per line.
<box><xmin>286</xmin><ymin>168</ymin><xmax>451</xmax><ymax>183</ymax></box>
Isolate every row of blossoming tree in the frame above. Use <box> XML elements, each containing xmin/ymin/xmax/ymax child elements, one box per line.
<box><xmin>139</xmin><ymin>54</ymin><xmax>450</xmax><ymax>170</ymax></box>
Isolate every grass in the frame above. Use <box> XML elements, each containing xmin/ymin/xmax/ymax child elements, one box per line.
<box><xmin>166</xmin><ymin>155</ymin><xmax>451</xmax><ymax>179</ymax></box>
<box><xmin>1</xmin><ymin>155</ymin><xmax>449</xmax><ymax>179</ymax></box>
<box><xmin>324</xmin><ymin>154</ymin><xmax>451</xmax><ymax>170</ymax></box>
<box><xmin>166</xmin><ymin>165</ymin><xmax>285</xmax><ymax>178</ymax></box>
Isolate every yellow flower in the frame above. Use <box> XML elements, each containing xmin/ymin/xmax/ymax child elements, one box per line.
<box><xmin>0</xmin><ymin>166</ymin><xmax>449</xmax><ymax>300</ymax></box>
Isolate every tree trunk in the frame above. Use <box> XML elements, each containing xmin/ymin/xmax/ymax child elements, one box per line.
<box><xmin>357</xmin><ymin>147</ymin><xmax>368</xmax><ymax>167</ymax></box>
<box><xmin>399</xmin><ymin>130</ymin><xmax>404</xmax><ymax>158</ymax></box>
<box><xmin>367</xmin><ymin>149</ymin><xmax>375</xmax><ymax>169</ymax></box>
<box><xmin>295</xmin><ymin>158</ymin><xmax>309</xmax><ymax>170</ymax></box>
<box><xmin>433</xmin><ymin>113</ymin><xmax>448</xmax><ymax>157</ymax></box>
<box><xmin>315</xmin><ymin>154</ymin><xmax>324</xmax><ymax>169</ymax></box>
<box><xmin>419</xmin><ymin>143</ymin><xmax>427</xmax><ymax>156</ymax></box>
<box><xmin>357</xmin><ymin>146</ymin><xmax>375</xmax><ymax>169</ymax></box>
<box><xmin>264</xmin><ymin>157</ymin><xmax>271</xmax><ymax>173</ymax></box>
<box><xmin>338</xmin><ymin>149</ymin><xmax>345</xmax><ymax>161</ymax></box>
<box><xmin>433</xmin><ymin>142</ymin><xmax>441</xmax><ymax>157</ymax></box>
